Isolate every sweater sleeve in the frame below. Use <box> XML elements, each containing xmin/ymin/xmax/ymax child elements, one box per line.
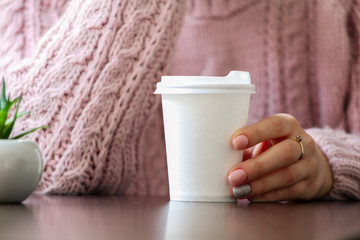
<box><xmin>2</xmin><ymin>0</ymin><xmax>185</xmax><ymax>194</ymax></box>
<box><xmin>306</xmin><ymin>128</ymin><xmax>360</xmax><ymax>200</ymax></box>
<box><xmin>305</xmin><ymin>1</ymin><xmax>360</xmax><ymax>201</ymax></box>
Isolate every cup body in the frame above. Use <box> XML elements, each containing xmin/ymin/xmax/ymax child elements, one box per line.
<box><xmin>0</xmin><ymin>140</ymin><xmax>42</xmax><ymax>203</ymax></box>
<box><xmin>155</xmin><ymin>71</ymin><xmax>255</xmax><ymax>202</ymax></box>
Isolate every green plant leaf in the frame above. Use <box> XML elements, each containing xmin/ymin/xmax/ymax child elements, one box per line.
<box><xmin>0</xmin><ymin>78</ymin><xmax>7</xmax><ymax>109</ymax></box>
<box><xmin>1</xmin><ymin>96</ymin><xmax>21</xmax><ymax>139</ymax></box>
<box><xmin>0</xmin><ymin>77</ymin><xmax>47</xmax><ymax>139</ymax></box>
<box><xmin>10</xmin><ymin>125</ymin><xmax>49</xmax><ymax>139</ymax></box>
<box><xmin>5</xmin><ymin>111</ymin><xmax>31</xmax><ymax>125</ymax></box>
<box><xmin>0</xmin><ymin>79</ymin><xmax>12</xmax><ymax>135</ymax></box>
<box><xmin>0</xmin><ymin>109</ymin><xmax>8</xmax><ymax>136</ymax></box>
<box><xmin>0</xmin><ymin>97</ymin><xmax>19</xmax><ymax>138</ymax></box>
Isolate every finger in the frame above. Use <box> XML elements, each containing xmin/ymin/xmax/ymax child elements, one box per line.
<box><xmin>229</xmin><ymin>138</ymin><xmax>303</xmax><ymax>184</ymax></box>
<box><xmin>239</xmin><ymin>161</ymin><xmax>310</xmax><ymax>199</ymax></box>
<box><xmin>249</xmin><ymin>181</ymin><xmax>310</xmax><ymax>202</ymax></box>
<box><xmin>232</xmin><ymin>114</ymin><xmax>299</xmax><ymax>150</ymax></box>
<box><xmin>252</xmin><ymin>141</ymin><xmax>272</xmax><ymax>158</ymax></box>
<box><xmin>242</xmin><ymin>142</ymin><xmax>267</xmax><ymax>161</ymax></box>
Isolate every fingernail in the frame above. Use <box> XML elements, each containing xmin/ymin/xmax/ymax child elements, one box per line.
<box><xmin>228</xmin><ymin>169</ymin><xmax>247</xmax><ymax>186</ymax></box>
<box><xmin>232</xmin><ymin>135</ymin><xmax>248</xmax><ymax>150</ymax></box>
<box><xmin>232</xmin><ymin>184</ymin><xmax>251</xmax><ymax>198</ymax></box>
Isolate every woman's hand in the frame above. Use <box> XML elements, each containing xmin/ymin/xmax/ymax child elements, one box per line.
<box><xmin>227</xmin><ymin>113</ymin><xmax>333</xmax><ymax>202</ymax></box>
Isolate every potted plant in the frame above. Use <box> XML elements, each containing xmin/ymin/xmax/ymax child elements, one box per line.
<box><xmin>0</xmin><ymin>78</ymin><xmax>48</xmax><ymax>203</ymax></box>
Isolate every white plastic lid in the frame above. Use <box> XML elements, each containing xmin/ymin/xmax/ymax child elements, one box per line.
<box><xmin>154</xmin><ymin>71</ymin><xmax>256</xmax><ymax>94</ymax></box>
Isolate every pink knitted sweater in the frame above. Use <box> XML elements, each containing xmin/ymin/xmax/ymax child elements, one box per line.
<box><xmin>1</xmin><ymin>0</ymin><xmax>359</xmax><ymax>200</ymax></box>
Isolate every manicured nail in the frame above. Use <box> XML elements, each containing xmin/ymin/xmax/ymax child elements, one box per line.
<box><xmin>228</xmin><ymin>169</ymin><xmax>247</xmax><ymax>186</ymax></box>
<box><xmin>232</xmin><ymin>135</ymin><xmax>248</xmax><ymax>150</ymax></box>
<box><xmin>232</xmin><ymin>184</ymin><xmax>251</xmax><ymax>198</ymax></box>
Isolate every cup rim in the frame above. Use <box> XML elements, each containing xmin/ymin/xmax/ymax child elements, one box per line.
<box><xmin>154</xmin><ymin>71</ymin><xmax>256</xmax><ymax>94</ymax></box>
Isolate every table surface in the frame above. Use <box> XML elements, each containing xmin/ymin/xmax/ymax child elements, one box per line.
<box><xmin>1</xmin><ymin>195</ymin><xmax>360</xmax><ymax>240</ymax></box>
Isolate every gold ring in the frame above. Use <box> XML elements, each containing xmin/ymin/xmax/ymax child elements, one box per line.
<box><xmin>292</xmin><ymin>136</ymin><xmax>304</xmax><ymax>160</ymax></box>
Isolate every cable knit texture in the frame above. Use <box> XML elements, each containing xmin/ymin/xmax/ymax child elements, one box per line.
<box><xmin>0</xmin><ymin>0</ymin><xmax>359</xmax><ymax>200</ymax></box>
<box><xmin>306</xmin><ymin>128</ymin><xmax>360</xmax><ymax>200</ymax></box>
<box><xmin>1</xmin><ymin>0</ymin><xmax>185</xmax><ymax>194</ymax></box>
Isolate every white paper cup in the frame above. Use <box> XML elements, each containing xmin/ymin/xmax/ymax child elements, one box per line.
<box><xmin>154</xmin><ymin>71</ymin><xmax>255</xmax><ymax>202</ymax></box>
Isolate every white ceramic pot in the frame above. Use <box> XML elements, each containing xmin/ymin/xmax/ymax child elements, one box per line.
<box><xmin>0</xmin><ymin>140</ymin><xmax>42</xmax><ymax>203</ymax></box>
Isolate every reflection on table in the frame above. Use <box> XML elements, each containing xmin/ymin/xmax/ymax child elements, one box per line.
<box><xmin>0</xmin><ymin>195</ymin><xmax>359</xmax><ymax>240</ymax></box>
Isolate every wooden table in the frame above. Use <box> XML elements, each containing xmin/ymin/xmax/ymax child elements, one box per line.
<box><xmin>1</xmin><ymin>195</ymin><xmax>359</xmax><ymax>240</ymax></box>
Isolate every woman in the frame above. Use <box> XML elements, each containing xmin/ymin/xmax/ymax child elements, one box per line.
<box><xmin>0</xmin><ymin>0</ymin><xmax>359</xmax><ymax>201</ymax></box>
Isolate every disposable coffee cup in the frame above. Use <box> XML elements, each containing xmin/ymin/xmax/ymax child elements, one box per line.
<box><xmin>154</xmin><ymin>71</ymin><xmax>255</xmax><ymax>202</ymax></box>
